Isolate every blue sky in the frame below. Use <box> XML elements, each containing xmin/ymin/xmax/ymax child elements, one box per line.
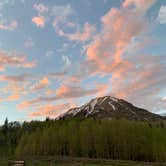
<box><xmin>0</xmin><ymin>0</ymin><xmax>166</xmax><ymax>124</ymax></box>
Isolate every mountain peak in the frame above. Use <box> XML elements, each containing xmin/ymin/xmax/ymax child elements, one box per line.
<box><xmin>58</xmin><ymin>96</ymin><xmax>162</xmax><ymax>121</ymax></box>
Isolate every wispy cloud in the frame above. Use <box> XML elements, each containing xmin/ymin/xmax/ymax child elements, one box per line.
<box><xmin>18</xmin><ymin>85</ymin><xmax>97</xmax><ymax>110</ymax></box>
<box><xmin>0</xmin><ymin>94</ymin><xmax>20</xmax><ymax>102</ymax></box>
<box><xmin>32</xmin><ymin>3</ymin><xmax>73</xmax><ymax>29</ymax></box>
<box><xmin>31</xmin><ymin>77</ymin><xmax>50</xmax><ymax>91</ymax></box>
<box><xmin>33</xmin><ymin>3</ymin><xmax>48</xmax><ymax>13</ymax></box>
<box><xmin>158</xmin><ymin>5</ymin><xmax>166</xmax><ymax>24</ymax></box>
<box><xmin>32</xmin><ymin>3</ymin><xmax>95</xmax><ymax>43</ymax></box>
<box><xmin>28</xmin><ymin>103</ymin><xmax>74</xmax><ymax>118</ymax></box>
<box><xmin>57</xmin><ymin>22</ymin><xmax>96</xmax><ymax>42</ymax></box>
<box><xmin>0</xmin><ymin>73</ymin><xmax>33</xmax><ymax>82</ymax></box>
<box><xmin>0</xmin><ymin>50</ymin><xmax>36</xmax><ymax>70</ymax></box>
<box><xmin>0</xmin><ymin>20</ymin><xmax>17</xmax><ymax>31</ymax></box>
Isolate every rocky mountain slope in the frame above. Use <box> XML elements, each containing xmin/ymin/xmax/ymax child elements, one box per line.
<box><xmin>58</xmin><ymin>96</ymin><xmax>163</xmax><ymax>121</ymax></box>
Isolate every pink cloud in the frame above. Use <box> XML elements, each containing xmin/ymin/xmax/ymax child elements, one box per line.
<box><xmin>60</xmin><ymin>75</ymin><xmax>82</xmax><ymax>86</ymax></box>
<box><xmin>122</xmin><ymin>0</ymin><xmax>156</xmax><ymax>11</ymax></box>
<box><xmin>32</xmin><ymin>16</ymin><xmax>46</xmax><ymax>27</ymax></box>
<box><xmin>86</xmin><ymin>1</ymin><xmax>150</xmax><ymax>74</ymax></box>
<box><xmin>17</xmin><ymin>85</ymin><xmax>98</xmax><ymax>110</ymax></box>
<box><xmin>110</xmin><ymin>55</ymin><xmax>166</xmax><ymax>101</ymax></box>
<box><xmin>96</xmin><ymin>83</ymin><xmax>110</xmax><ymax>97</ymax></box>
<box><xmin>28</xmin><ymin>103</ymin><xmax>74</xmax><ymax>118</ymax></box>
<box><xmin>23</xmin><ymin>61</ymin><xmax>37</xmax><ymax>68</ymax></box>
<box><xmin>18</xmin><ymin>99</ymin><xmax>38</xmax><ymax>110</ymax></box>
<box><xmin>0</xmin><ymin>94</ymin><xmax>20</xmax><ymax>102</ymax></box>
<box><xmin>0</xmin><ymin>50</ymin><xmax>36</xmax><ymax>70</ymax></box>
<box><xmin>82</xmin><ymin>0</ymin><xmax>156</xmax><ymax>78</ymax></box>
<box><xmin>7</xmin><ymin>94</ymin><xmax>20</xmax><ymax>101</ymax></box>
<box><xmin>58</xmin><ymin>22</ymin><xmax>96</xmax><ymax>42</ymax></box>
<box><xmin>31</xmin><ymin>77</ymin><xmax>50</xmax><ymax>91</ymax></box>
<box><xmin>2</xmin><ymin>81</ymin><xmax>29</xmax><ymax>97</ymax></box>
<box><xmin>56</xmin><ymin>85</ymin><xmax>97</xmax><ymax>99</ymax></box>
<box><xmin>0</xmin><ymin>74</ymin><xmax>33</xmax><ymax>82</ymax></box>
<box><xmin>76</xmin><ymin>0</ymin><xmax>166</xmax><ymax>113</ymax></box>
<box><xmin>0</xmin><ymin>21</ymin><xmax>18</xmax><ymax>31</ymax></box>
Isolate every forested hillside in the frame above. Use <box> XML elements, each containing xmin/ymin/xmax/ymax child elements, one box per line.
<box><xmin>1</xmin><ymin>118</ymin><xmax>166</xmax><ymax>162</ymax></box>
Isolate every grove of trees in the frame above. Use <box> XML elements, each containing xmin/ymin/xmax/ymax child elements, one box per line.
<box><xmin>13</xmin><ymin>118</ymin><xmax>166</xmax><ymax>162</ymax></box>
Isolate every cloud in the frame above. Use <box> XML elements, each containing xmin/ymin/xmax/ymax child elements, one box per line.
<box><xmin>32</xmin><ymin>16</ymin><xmax>46</xmax><ymax>27</ymax></box>
<box><xmin>0</xmin><ymin>20</ymin><xmax>17</xmax><ymax>31</ymax></box>
<box><xmin>32</xmin><ymin>3</ymin><xmax>48</xmax><ymax>27</ymax></box>
<box><xmin>0</xmin><ymin>74</ymin><xmax>34</xmax><ymax>103</ymax></box>
<box><xmin>0</xmin><ymin>0</ymin><xmax>24</xmax><ymax>8</ymax></box>
<box><xmin>58</xmin><ymin>22</ymin><xmax>96</xmax><ymax>42</ymax></box>
<box><xmin>96</xmin><ymin>83</ymin><xmax>110</xmax><ymax>97</ymax></box>
<box><xmin>1</xmin><ymin>81</ymin><xmax>29</xmax><ymax>96</ymax></box>
<box><xmin>110</xmin><ymin>55</ymin><xmax>166</xmax><ymax>100</ymax></box>
<box><xmin>80</xmin><ymin>0</ymin><xmax>166</xmax><ymax>113</ymax></box>
<box><xmin>18</xmin><ymin>100</ymin><xmax>37</xmax><ymax>110</ymax></box>
<box><xmin>0</xmin><ymin>1</ymin><xmax>18</xmax><ymax>31</ymax></box>
<box><xmin>51</xmin><ymin>4</ymin><xmax>73</xmax><ymax>27</ymax></box>
<box><xmin>7</xmin><ymin>94</ymin><xmax>20</xmax><ymax>101</ymax></box>
<box><xmin>32</xmin><ymin>3</ymin><xmax>94</xmax><ymax>43</ymax></box>
<box><xmin>56</xmin><ymin>85</ymin><xmax>97</xmax><ymax>98</ymax></box>
<box><xmin>32</xmin><ymin>3</ymin><xmax>73</xmax><ymax>29</ymax></box>
<box><xmin>18</xmin><ymin>85</ymin><xmax>98</xmax><ymax>109</ymax></box>
<box><xmin>0</xmin><ymin>73</ymin><xmax>33</xmax><ymax>82</ymax></box>
<box><xmin>31</xmin><ymin>77</ymin><xmax>50</xmax><ymax>91</ymax></box>
<box><xmin>28</xmin><ymin>103</ymin><xmax>74</xmax><ymax>118</ymax></box>
<box><xmin>0</xmin><ymin>50</ymin><xmax>36</xmax><ymax>70</ymax></box>
<box><xmin>83</xmin><ymin>0</ymin><xmax>156</xmax><ymax>75</ymax></box>
<box><xmin>122</xmin><ymin>0</ymin><xmax>155</xmax><ymax>11</ymax></box>
<box><xmin>158</xmin><ymin>5</ymin><xmax>166</xmax><ymax>24</ymax></box>
<box><xmin>63</xmin><ymin>75</ymin><xmax>81</xmax><ymax>84</ymax></box>
<box><xmin>49</xmin><ymin>71</ymin><xmax>67</xmax><ymax>79</ymax></box>
<box><xmin>0</xmin><ymin>94</ymin><xmax>20</xmax><ymax>102</ymax></box>
<box><xmin>33</xmin><ymin>3</ymin><xmax>48</xmax><ymax>13</ymax></box>
<box><xmin>85</xmin><ymin>0</ymin><xmax>154</xmax><ymax>75</ymax></box>
<box><xmin>62</xmin><ymin>55</ymin><xmax>71</xmax><ymax>67</ymax></box>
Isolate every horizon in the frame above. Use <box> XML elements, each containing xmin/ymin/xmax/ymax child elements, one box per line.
<box><xmin>0</xmin><ymin>0</ymin><xmax>166</xmax><ymax>125</ymax></box>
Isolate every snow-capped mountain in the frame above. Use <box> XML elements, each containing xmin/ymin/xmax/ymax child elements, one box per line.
<box><xmin>58</xmin><ymin>96</ymin><xmax>162</xmax><ymax>121</ymax></box>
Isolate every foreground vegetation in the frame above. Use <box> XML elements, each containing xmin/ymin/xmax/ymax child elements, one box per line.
<box><xmin>1</xmin><ymin>157</ymin><xmax>166</xmax><ymax>166</ymax></box>
<box><xmin>0</xmin><ymin>118</ymin><xmax>166</xmax><ymax>162</ymax></box>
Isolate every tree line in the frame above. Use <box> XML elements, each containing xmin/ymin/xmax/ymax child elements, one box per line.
<box><xmin>0</xmin><ymin>117</ymin><xmax>166</xmax><ymax>161</ymax></box>
<box><xmin>14</xmin><ymin>118</ymin><xmax>166</xmax><ymax>162</ymax></box>
<box><xmin>0</xmin><ymin>118</ymin><xmax>47</xmax><ymax>157</ymax></box>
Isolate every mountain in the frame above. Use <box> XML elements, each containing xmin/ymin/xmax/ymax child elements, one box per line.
<box><xmin>58</xmin><ymin>96</ymin><xmax>163</xmax><ymax>121</ymax></box>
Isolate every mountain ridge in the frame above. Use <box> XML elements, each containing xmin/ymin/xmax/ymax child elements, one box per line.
<box><xmin>58</xmin><ymin>96</ymin><xmax>163</xmax><ymax>121</ymax></box>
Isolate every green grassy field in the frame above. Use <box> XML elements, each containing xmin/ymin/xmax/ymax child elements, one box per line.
<box><xmin>1</xmin><ymin>157</ymin><xmax>166</xmax><ymax>166</ymax></box>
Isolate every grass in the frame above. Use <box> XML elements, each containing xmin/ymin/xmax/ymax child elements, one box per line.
<box><xmin>1</xmin><ymin>157</ymin><xmax>166</xmax><ymax>166</ymax></box>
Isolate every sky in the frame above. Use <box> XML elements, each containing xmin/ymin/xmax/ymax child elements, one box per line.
<box><xmin>0</xmin><ymin>0</ymin><xmax>166</xmax><ymax>124</ymax></box>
